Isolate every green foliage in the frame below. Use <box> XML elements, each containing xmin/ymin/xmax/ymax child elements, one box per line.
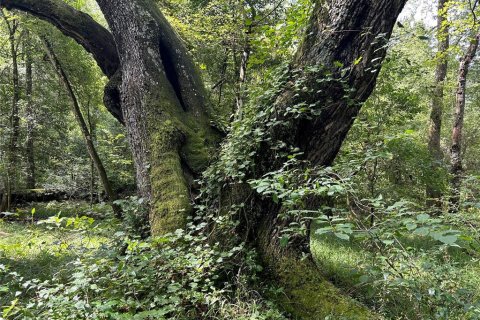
<box><xmin>0</xmin><ymin>200</ymin><xmax>286</xmax><ymax>320</ymax></box>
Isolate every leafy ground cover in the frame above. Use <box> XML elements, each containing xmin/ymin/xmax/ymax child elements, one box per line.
<box><xmin>311</xmin><ymin>209</ymin><xmax>480</xmax><ymax>319</ymax></box>
<box><xmin>4</xmin><ymin>199</ymin><xmax>479</xmax><ymax>319</ymax></box>
<box><xmin>0</xmin><ymin>202</ymin><xmax>117</xmax><ymax>317</ymax></box>
<box><xmin>0</xmin><ymin>200</ymin><xmax>376</xmax><ymax>320</ymax></box>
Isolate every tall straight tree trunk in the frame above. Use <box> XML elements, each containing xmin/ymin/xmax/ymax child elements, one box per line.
<box><xmin>235</xmin><ymin>2</ymin><xmax>255</xmax><ymax>116</ymax></box>
<box><xmin>25</xmin><ymin>30</ymin><xmax>36</xmax><ymax>189</ymax></box>
<box><xmin>86</xmin><ymin>100</ymin><xmax>97</xmax><ymax>206</ymax></box>
<box><xmin>212</xmin><ymin>48</ymin><xmax>229</xmax><ymax>106</ymax></box>
<box><xmin>426</xmin><ymin>0</ymin><xmax>449</xmax><ymax>210</ymax></box>
<box><xmin>41</xmin><ymin>38</ymin><xmax>122</xmax><ymax>218</ymax></box>
<box><xmin>449</xmin><ymin>33</ymin><xmax>480</xmax><ymax>213</ymax></box>
<box><xmin>1</xmin><ymin>11</ymin><xmax>20</xmax><ymax>211</ymax></box>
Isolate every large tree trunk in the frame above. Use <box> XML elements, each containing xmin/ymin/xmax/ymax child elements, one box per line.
<box><xmin>24</xmin><ymin>30</ymin><xmax>36</xmax><ymax>190</ymax></box>
<box><xmin>242</xmin><ymin>0</ymin><xmax>407</xmax><ymax>316</ymax></box>
<box><xmin>426</xmin><ymin>0</ymin><xmax>449</xmax><ymax>210</ymax></box>
<box><xmin>449</xmin><ymin>33</ymin><xmax>480</xmax><ymax>213</ymax></box>
<box><xmin>93</xmin><ymin>0</ymin><xmax>221</xmax><ymax>234</ymax></box>
<box><xmin>41</xmin><ymin>37</ymin><xmax>122</xmax><ymax>218</ymax></box>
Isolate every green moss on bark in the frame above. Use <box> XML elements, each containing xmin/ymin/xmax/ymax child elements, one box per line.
<box><xmin>181</xmin><ymin>121</ymin><xmax>216</xmax><ymax>173</ymax></box>
<box><xmin>270</xmin><ymin>256</ymin><xmax>378</xmax><ymax>320</ymax></box>
<box><xmin>149</xmin><ymin>119</ymin><xmax>191</xmax><ymax>235</ymax></box>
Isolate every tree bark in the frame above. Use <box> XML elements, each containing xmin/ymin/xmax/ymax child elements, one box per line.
<box><xmin>86</xmin><ymin>99</ymin><xmax>97</xmax><ymax>206</ymax></box>
<box><xmin>93</xmin><ymin>0</ymin><xmax>220</xmax><ymax>234</ymax></box>
<box><xmin>449</xmin><ymin>33</ymin><xmax>480</xmax><ymax>213</ymax></box>
<box><xmin>1</xmin><ymin>10</ymin><xmax>20</xmax><ymax>211</ymax></box>
<box><xmin>24</xmin><ymin>30</ymin><xmax>36</xmax><ymax>189</ymax></box>
<box><xmin>42</xmin><ymin>37</ymin><xmax>122</xmax><ymax>218</ymax></box>
<box><xmin>240</xmin><ymin>0</ymin><xmax>407</xmax><ymax>316</ymax></box>
<box><xmin>426</xmin><ymin>0</ymin><xmax>449</xmax><ymax>210</ymax></box>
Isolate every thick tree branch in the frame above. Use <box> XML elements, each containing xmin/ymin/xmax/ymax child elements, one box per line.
<box><xmin>293</xmin><ymin>0</ymin><xmax>408</xmax><ymax>166</ymax></box>
<box><xmin>0</xmin><ymin>0</ymin><xmax>124</xmax><ymax>123</ymax></box>
<box><xmin>0</xmin><ymin>0</ymin><xmax>119</xmax><ymax>77</ymax></box>
<box><xmin>246</xmin><ymin>0</ymin><xmax>408</xmax><ymax>317</ymax></box>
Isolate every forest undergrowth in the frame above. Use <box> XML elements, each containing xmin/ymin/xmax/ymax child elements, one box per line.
<box><xmin>1</xmin><ymin>192</ymin><xmax>480</xmax><ymax>320</ymax></box>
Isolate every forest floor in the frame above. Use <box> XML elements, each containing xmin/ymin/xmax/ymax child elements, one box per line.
<box><xmin>0</xmin><ymin>201</ymin><xmax>119</xmax><ymax>314</ymax></box>
<box><xmin>1</xmin><ymin>201</ymin><xmax>480</xmax><ymax>319</ymax></box>
<box><xmin>311</xmin><ymin>211</ymin><xmax>480</xmax><ymax>318</ymax></box>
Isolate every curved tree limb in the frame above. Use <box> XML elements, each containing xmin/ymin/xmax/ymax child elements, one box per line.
<box><xmin>0</xmin><ymin>0</ymin><xmax>124</xmax><ymax>123</ymax></box>
<box><xmin>0</xmin><ymin>0</ymin><xmax>119</xmax><ymax>76</ymax></box>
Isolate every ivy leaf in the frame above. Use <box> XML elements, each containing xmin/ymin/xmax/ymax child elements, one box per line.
<box><xmin>416</xmin><ymin>213</ymin><xmax>430</xmax><ymax>223</ymax></box>
<box><xmin>358</xmin><ymin>275</ymin><xmax>370</xmax><ymax>283</ymax></box>
<box><xmin>334</xmin><ymin>232</ymin><xmax>350</xmax><ymax>241</ymax></box>
<box><xmin>436</xmin><ymin>234</ymin><xmax>458</xmax><ymax>246</ymax></box>
<box><xmin>315</xmin><ymin>227</ymin><xmax>333</xmax><ymax>235</ymax></box>
<box><xmin>413</xmin><ymin>227</ymin><xmax>430</xmax><ymax>236</ymax></box>
<box><xmin>280</xmin><ymin>235</ymin><xmax>289</xmax><ymax>247</ymax></box>
<box><xmin>405</xmin><ymin>222</ymin><xmax>417</xmax><ymax>231</ymax></box>
<box><xmin>272</xmin><ymin>194</ymin><xmax>279</xmax><ymax>204</ymax></box>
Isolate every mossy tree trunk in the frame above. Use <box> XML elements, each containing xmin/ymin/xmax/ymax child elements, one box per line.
<box><xmin>93</xmin><ymin>0</ymin><xmax>220</xmax><ymax>234</ymax></box>
<box><xmin>242</xmin><ymin>1</ymin><xmax>407</xmax><ymax>316</ymax></box>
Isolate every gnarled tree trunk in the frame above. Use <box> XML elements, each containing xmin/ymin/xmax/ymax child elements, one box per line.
<box><xmin>246</xmin><ymin>0</ymin><xmax>407</xmax><ymax>317</ymax></box>
<box><xmin>93</xmin><ymin>0</ymin><xmax>220</xmax><ymax>234</ymax></box>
